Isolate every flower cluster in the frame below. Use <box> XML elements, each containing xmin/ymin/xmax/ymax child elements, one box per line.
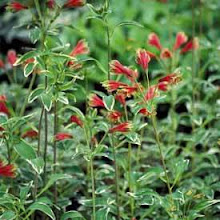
<box><xmin>0</xmin><ymin>95</ymin><xmax>9</xmax><ymax>116</ymax></box>
<box><xmin>0</xmin><ymin>160</ymin><xmax>16</xmax><ymax>178</ymax></box>
<box><xmin>148</xmin><ymin>32</ymin><xmax>199</xmax><ymax>59</ymax></box>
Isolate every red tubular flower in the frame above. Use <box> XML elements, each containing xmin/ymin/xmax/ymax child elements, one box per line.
<box><xmin>115</xmin><ymin>93</ymin><xmax>126</xmax><ymax>106</ymax></box>
<box><xmin>0</xmin><ymin>102</ymin><xmax>9</xmax><ymax>115</ymax></box>
<box><xmin>159</xmin><ymin>73</ymin><xmax>182</xmax><ymax>85</ymax></box>
<box><xmin>181</xmin><ymin>38</ymin><xmax>199</xmax><ymax>54</ymax></box>
<box><xmin>148</xmin><ymin>33</ymin><xmax>162</xmax><ymax>50</ymax></box>
<box><xmin>89</xmin><ymin>94</ymin><xmax>105</xmax><ymax>108</ymax></box>
<box><xmin>8</xmin><ymin>2</ymin><xmax>28</xmax><ymax>12</ymax></box>
<box><xmin>70</xmin><ymin>115</ymin><xmax>83</xmax><ymax>127</ymax></box>
<box><xmin>0</xmin><ymin>160</ymin><xmax>16</xmax><ymax>178</ymax></box>
<box><xmin>70</xmin><ymin>39</ymin><xmax>89</xmax><ymax>57</ymax></box>
<box><xmin>136</xmin><ymin>49</ymin><xmax>151</xmax><ymax>70</ymax></box>
<box><xmin>110</xmin><ymin>60</ymin><xmax>138</xmax><ymax>82</ymax></box>
<box><xmin>157</xmin><ymin>81</ymin><xmax>168</xmax><ymax>91</ymax></box>
<box><xmin>0</xmin><ymin>59</ymin><xmax>5</xmax><ymax>68</ymax></box>
<box><xmin>7</xmin><ymin>50</ymin><xmax>17</xmax><ymax>66</ymax></box>
<box><xmin>47</xmin><ymin>0</ymin><xmax>55</xmax><ymax>8</ymax></box>
<box><xmin>144</xmin><ymin>86</ymin><xmax>158</xmax><ymax>101</ymax></box>
<box><xmin>146</xmin><ymin>51</ymin><xmax>156</xmax><ymax>59</ymax></box>
<box><xmin>102</xmin><ymin>80</ymin><xmax>127</xmax><ymax>93</ymax></box>
<box><xmin>22</xmin><ymin>130</ymin><xmax>38</xmax><ymax>139</ymax></box>
<box><xmin>55</xmin><ymin>133</ymin><xmax>73</xmax><ymax>141</ymax></box>
<box><xmin>121</xmin><ymin>85</ymin><xmax>138</xmax><ymax>97</ymax></box>
<box><xmin>139</xmin><ymin>108</ymin><xmax>150</xmax><ymax>116</ymax></box>
<box><xmin>0</xmin><ymin>95</ymin><xmax>7</xmax><ymax>102</ymax></box>
<box><xmin>64</xmin><ymin>0</ymin><xmax>85</xmax><ymax>7</ymax></box>
<box><xmin>108</xmin><ymin>111</ymin><xmax>122</xmax><ymax>122</ymax></box>
<box><xmin>160</xmin><ymin>48</ymin><xmax>172</xmax><ymax>59</ymax></box>
<box><xmin>173</xmin><ymin>32</ymin><xmax>188</xmax><ymax>50</ymax></box>
<box><xmin>109</xmin><ymin>122</ymin><xmax>132</xmax><ymax>133</ymax></box>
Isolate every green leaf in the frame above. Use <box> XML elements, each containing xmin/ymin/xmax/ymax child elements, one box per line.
<box><xmin>103</xmin><ymin>95</ymin><xmax>115</xmax><ymax>111</ymax></box>
<box><xmin>30</xmin><ymin>27</ymin><xmax>41</xmax><ymax>44</ymax></box>
<box><xmin>28</xmin><ymin>157</ymin><xmax>44</xmax><ymax>174</ymax></box>
<box><xmin>112</xmin><ymin>21</ymin><xmax>143</xmax><ymax>37</ymax></box>
<box><xmin>61</xmin><ymin>211</ymin><xmax>86</xmax><ymax>220</ymax></box>
<box><xmin>57</xmin><ymin>92</ymin><xmax>69</xmax><ymax>105</ymax></box>
<box><xmin>0</xmin><ymin>211</ymin><xmax>16</xmax><ymax>220</ymax></box>
<box><xmin>24</xmin><ymin>62</ymin><xmax>37</xmax><ymax>77</ymax></box>
<box><xmin>14</xmin><ymin>139</ymin><xmax>36</xmax><ymax>160</ymax></box>
<box><xmin>29</xmin><ymin>202</ymin><xmax>55</xmax><ymax>220</ymax></box>
<box><xmin>95</xmin><ymin>208</ymin><xmax>110</xmax><ymax>220</ymax></box>
<box><xmin>28</xmin><ymin>86</ymin><xmax>45</xmax><ymax>103</ymax></box>
<box><xmin>20</xmin><ymin>183</ymin><xmax>32</xmax><ymax>201</ymax></box>
<box><xmin>41</xmin><ymin>92</ymin><xmax>53</xmax><ymax>112</ymax></box>
<box><xmin>38</xmin><ymin>174</ymin><xmax>71</xmax><ymax>197</ymax></box>
<box><xmin>14</xmin><ymin>51</ymin><xmax>38</xmax><ymax>66</ymax></box>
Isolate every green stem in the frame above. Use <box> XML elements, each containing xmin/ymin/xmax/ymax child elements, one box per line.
<box><xmin>53</xmin><ymin>101</ymin><xmax>58</xmax><ymax>216</ymax></box>
<box><xmin>84</xmin><ymin>126</ymin><xmax>96</xmax><ymax>220</ymax></box>
<box><xmin>124</xmin><ymin>104</ymin><xmax>134</xmax><ymax>216</ymax></box>
<box><xmin>106</xmin><ymin>24</ymin><xmax>111</xmax><ymax>80</ymax></box>
<box><xmin>13</xmin><ymin>67</ymin><xmax>17</xmax><ymax>84</ymax></box>
<box><xmin>43</xmin><ymin>76</ymin><xmax>48</xmax><ymax>184</ymax></box>
<box><xmin>5</xmin><ymin>138</ymin><xmax>11</xmax><ymax>164</ymax></box>
<box><xmin>20</xmin><ymin>74</ymin><xmax>36</xmax><ymax>116</ymax></box>
<box><xmin>151</xmin><ymin>116</ymin><xmax>172</xmax><ymax>196</ymax></box>
<box><xmin>111</xmin><ymin>134</ymin><xmax>120</xmax><ymax>220</ymax></box>
<box><xmin>90</xmin><ymin>156</ymin><xmax>96</xmax><ymax>220</ymax></box>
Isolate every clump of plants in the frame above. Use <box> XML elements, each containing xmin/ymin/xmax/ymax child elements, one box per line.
<box><xmin>1</xmin><ymin>0</ymin><xmax>220</xmax><ymax>220</ymax></box>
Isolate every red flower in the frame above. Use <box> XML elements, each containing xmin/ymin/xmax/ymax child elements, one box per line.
<box><xmin>146</xmin><ymin>51</ymin><xmax>156</xmax><ymax>59</ymax></box>
<box><xmin>148</xmin><ymin>33</ymin><xmax>162</xmax><ymax>50</ymax></box>
<box><xmin>144</xmin><ymin>86</ymin><xmax>158</xmax><ymax>101</ymax></box>
<box><xmin>64</xmin><ymin>0</ymin><xmax>85</xmax><ymax>7</ymax></box>
<box><xmin>108</xmin><ymin>111</ymin><xmax>122</xmax><ymax>122</ymax></box>
<box><xmin>22</xmin><ymin>130</ymin><xmax>38</xmax><ymax>139</ymax></box>
<box><xmin>110</xmin><ymin>60</ymin><xmax>138</xmax><ymax>82</ymax></box>
<box><xmin>0</xmin><ymin>59</ymin><xmax>5</xmax><ymax>68</ymax></box>
<box><xmin>136</xmin><ymin>49</ymin><xmax>151</xmax><ymax>70</ymax></box>
<box><xmin>157</xmin><ymin>81</ymin><xmax>168</xmax><ymax>91</ymax></box>
<box><xmin>0</xmin><ymin>160</ymin><xmax>16</xmax><ymax>178</ymax></box>
<box><xmin>139</xmin><ymin>108</ymin><xmax>150</xmax><ymax>116</ymax></box>
<box><xmin>159</xmin><ymin>73</ymin><xmax>181</xmax><ymax>85</ymax></box>
<box><xmin>0</xmin><ymin>102</ymin><xmax>9</xmax><ymax>115</ymax></box>
<box><xmin>173</xmin><ymin>32</ymin><xmax>188</xmax><ymax>51</ymax></box>
<box><xmin>121</xmin><ymin>85</ymin><xmax>138</xmax><ymax>97</ymax></box>
<box><xmin>0</xmin><ymin>95</ymin><xmax>7</xmax><ymax>102</ymax></box>
<box><xmin>70</xmin><ymin>115</ymin><xmax>83</xmax><ymax>127</ymax></box>
<box><xmin>115</xmin><ymin>93</ymin><xmax>126</xmax><ymax>106</ymax></box>
<box><xmin>89</xmin><ymin>94</ymin><xmax>105</xmax><ymax>108</ymax></box>
<box><xmin>7</xmin><ymin>50</ymin><xmax>17</xmax><ymax>66</ymax></box>
<box><xmin>8</xmin><ymin>2</ymin><xmax>28</xmax><ymax>12</ymax></box>
<box><xmin>160</xmin><ymin>48</ymin><xmax>172</xmax><ymax>59</ymax></box>
<box><xmin>109</xmin><ymin>122</ymin><xmax>132</xmax><ymax>133</ymax></box>
<box><xmin>55</xmin><ymin>133</ymin><xmax>73</xmax><ymax>141</ymax></box>
<box><xmin>102</xmin><ymin>80</ymin><xmax>127</xmax><ymax>93</ymax></box>
<box><xmin>181</xmin><ymin>38</ymin><xmax>199</xmax><ymax>54</ymax></box>
<box><xmin>69</xmin><ymin>39</ymin><xmax>89</xmax><ymax>57</ymax></box>
<box><xmin>47</xmin><ymin>0</ymin><xmax>55</xmax><ymax>8</ymax></box>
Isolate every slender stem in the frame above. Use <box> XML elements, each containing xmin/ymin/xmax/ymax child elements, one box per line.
<box><xmin>106</xmin><ymin>24</ymin><xmax>111</xmax><ymax>80</ymax></box>
<box><xmin>191</xmin><ymin>0</ymin><xmax>196</xmax><ymax>174</ymax></box>
<box><xmin>20</xmin><ymin>74</ymin><xmax>36</xmax><ymax>116</ymax></box>
<box><xmin>151</xmin><ymin>116</ymin><xmax>172</xmax><ymax>196</ymax></box>
<box><xmin>111</xmin><ymin>134</ymin><xmax>120</xmax><ymax>220</ymax></box>
<box><xmin>43</xmin><ymin>76</ymin><xmax>48</xmax><ymax>184</ymax></box>
<box><xmin>13</xmin><ymin>67</ymin><xmax>17</xmax><ymax>84</ymax></box>
<box><xmin>5</xmin><ymin>138</ymin><xmax>11</xmax><ymax>164</ymax></box>
<box><xmin>90</xmin><ymin>156</ymin><xmax>96</xmax><ymax>220</ymax></box>
<box><xmin>33</xmin><ymin>107</ymin><xmax>44</xmax><ymax>202</ymax></box>
<box><xmin>53</xmin><ymin>101</ymin><xmax>58</xmax><ymax>215</ymax></box>
<box><xmin>124</xmin><ymin>104</ymin><xmax>134</xmax><ymax>216</ymax></box>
